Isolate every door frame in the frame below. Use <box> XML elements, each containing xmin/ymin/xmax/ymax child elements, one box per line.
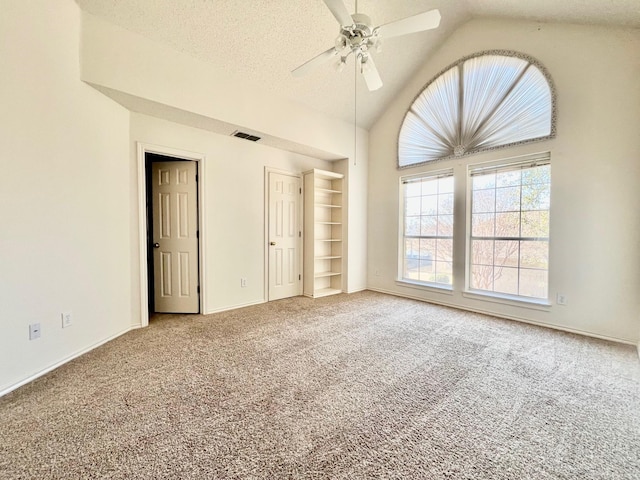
<box><xmin>264</xmin><ymin>167</ymin><xmax>304</xmax><ymax>301</ymax></box>
<box><xmin>137</xmin><ymin>142</ymin><xmax>206</xmax><ymax>327</ymax></box>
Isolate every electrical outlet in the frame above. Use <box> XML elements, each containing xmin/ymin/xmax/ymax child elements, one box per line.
<box><xmin>29</xmin><ymin>323</ymin><xmax>41</xmax><ymax>340</ymax></box>
<box><xmin>556</xmin><ymin>293</ymin><xmax>568</xmax><ymax>305</ymax></box>
<box><xmin>240</xmin><ymin>278</ymin><xmax>247</xmax><ymax>288</ymax></box>
<box><xmin>61</xmin><ymin>311</ymin><xmax>72</xmax><ymax>328</ymax></box>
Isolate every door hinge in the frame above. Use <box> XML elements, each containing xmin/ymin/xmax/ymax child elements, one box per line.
<box><xmin>299</xmin><ymin>274</ymin><xmax>301</xmax><ymax>281</ymax></box>
<box><xmin>195</xmin><ymin>174</ymin><xmax>198</xmax><ymax>182</ymax></box>
<box><xmin>196</xmin><ymin>230</ymin><xmax>199</xmax><ymax>239</ymax></box>
<box><xmin>299</xmin><ymin>188</ymin><xmax>302</xmax><ymax>194</ymax></box>
<box><xmin>299</xmin><ymin>231</ymin><xmax>301</xmax><ymax>237</ymax></box>
<box><xmin>197</xmin><ymin>285</ymin><xmax>200</xmax><ymax>294</ymax></box>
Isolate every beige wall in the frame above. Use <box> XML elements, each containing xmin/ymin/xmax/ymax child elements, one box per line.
<box><xmin>368</xmin><ymin>18</ymin><xmax>640</xmax><ymax>343</ymax></box>
<box><xmin>0</xmin><ymin>1</ymin><xmax>132</xmax><ymax>393</ymax></box>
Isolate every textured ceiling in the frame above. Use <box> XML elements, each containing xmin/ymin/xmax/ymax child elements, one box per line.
<box><xmin>75</xmin><ymin>0</ymin><xmax>640</xmax><ymax>129</ymax></box>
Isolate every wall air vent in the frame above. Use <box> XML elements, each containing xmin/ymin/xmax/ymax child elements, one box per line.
<box><xmin>232</xmin><ymin>131</ymin><xmax>261</xmax><ymax>142</ymax></box>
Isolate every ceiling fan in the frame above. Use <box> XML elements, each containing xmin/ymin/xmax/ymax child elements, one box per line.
<box><xmin>292</xmin><ymin>0</ymin><xmax>441</xmax><ymax>91</ymax></box>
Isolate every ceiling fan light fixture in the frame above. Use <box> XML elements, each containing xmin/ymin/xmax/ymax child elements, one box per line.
<box><xmin>334</xmin><ymin>34</ymin><xmax>348</xmax><ymax>51</ymax></box>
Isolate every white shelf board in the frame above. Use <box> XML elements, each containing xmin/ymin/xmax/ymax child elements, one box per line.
<box><xmin>314</xmin><ymin>271</ymin><xmax>342</xmax><ymax>278</ymax></box>
<box><xmin>313</xmin><ymin>287</ymin><xmax>343</xmax><ymax>298</ymax></box>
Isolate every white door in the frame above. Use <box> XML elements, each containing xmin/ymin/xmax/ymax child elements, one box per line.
<box><xmin>268</xmin><ymin>172</ymin><xmax>302</xmax><ymax>301</ymax></box>
<box><xmin>152</xmin><ymin>161</ymin><xmax>199</xmax><ymax>313</ymax></box>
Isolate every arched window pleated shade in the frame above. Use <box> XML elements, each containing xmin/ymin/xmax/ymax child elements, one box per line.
<box><xmin>398</xmin><ymin>51</ymin><xmax>556</xmax><ymax>168</ymax></box>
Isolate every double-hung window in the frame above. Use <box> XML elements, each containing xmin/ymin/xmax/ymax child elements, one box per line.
<box><xmin>400</xmin><ymin>171</ymin><xmax>454</xmax><ymax>288</ymax></box>
<box><xmin>468</xmin><ymin>155</ymin><xmax>551</xmax><ymax>300</ymax></box>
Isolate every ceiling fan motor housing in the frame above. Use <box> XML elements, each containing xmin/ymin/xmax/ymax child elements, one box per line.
<box><xmin>337</xmin><ymin>13</ymin><xmax>378</xmax><ymax>54</ymax></box>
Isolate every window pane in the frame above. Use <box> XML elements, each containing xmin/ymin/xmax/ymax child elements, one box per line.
<box><xmin>521</xmin><ymin>210</ymin><xmax>549</xmax><ymax>237</ymax></box>
<box><xmin>421</xmin><ymin>195</ymin><xmax>438</xmax><ymax>215</ymax></box>
<box><xmin>420</xmin><ymin>216</ymin><xmax>438</xmax><ymax>236</ymax></box>
<box><xmin>419</xmin><ymin>259</ymin><xmax>435</xmax><ymax>281</ymax></box>
<box><xmin>405</xmin><ymin>257</ymin><xmax>420</xmax><ymax>280</ymax></box>
<box><xmin>495</xmin><ymin>212</ymin><xmax>520</xmax><ymax>237</ymax></box>
<box><xmin>472</xmin><ymin>213</ymin><xmax>495</xmax><ymax>237</ymax></box>
<box><xmin>406</xmin><ymin>216</ymin><xmax>420</xmax><ymax>236</ymax></box>
<box><xmin>520</xmin><ymin>240</ymin><xmax>548</xmax><ymax>269</ymax></box>
<box><xmin>522</xmin><ymin>184</ymin><xmax>550</xmax><ymax>211</ymax></box>
<box><xmin>438</xmin><ymin>193</ymin><xmax>454</xmax><ymax>215</ymax></box>
<box><xmin>471</xmin><ymin>239</ymin><xmax>494</xmax><ymax>266</ymax></box>
<box><xmin>435</xmin><ymin>261</ymin><xmax>453</xmax><ymax>285</ymax></box>
<box><xmin>472</xmin><ymin>189</ymin><xmax>495</xmax><ymax>213</ymax></box>
<box><xmin>494</xmin><ymin>266</ymin><xmax>518</xmax><ymax>295</ymax></box>
<box><xmin>419</xmin><ymin>239</ymin><xmax>435</xmax><ymax>264</ymax></box>
<box><xmin>437</xmin><ymin>215</ymin><xmax>453</xmax><ymax>236</ymax></box>
<box><xmin>496</xmin><ymin>170</ymin><xmax>521</xmax><ymax>187</ymax></box>
<box><xmin>406</xmin><ymin>197</ymin><xmax>420</xmax><ymax>216</ymax></box>
<box><xmin>439</xmin><ymin>176</ymin><xmax>454</xmax><ymax>193</ymax></box>
<box><xmin>473</xmin><ymin>173</ymin><xmax>495</xmax><ymax>190</ymax></box>
<box><xmin>519</xmin><ymin>268</ymin><xmax>548</xmax><ymax>298</ymax></box>
<box><xmin>471</xmin><ymin>264</ymin><xmax>493</xmax><ymax>291</ymax></box>
<box><xmin>405</xmin><ymin>182</ymin><xmax>422</xmax><ymax>197</ymax></box>
<box><xmin>405</xmin><ymin>238</ymin><xmax>419</xmax><ymax>257</ymax></box>
<box><xmin>522</xmin><ymin>165</ymin><xmax>550</xmax><ymax>185</ymax></box>
<box><xmin>422</xmin><ymin>179</ymin><xmax>438</xmax><ymax>195</ymax></box>
<box><xmin>494</xmin><ymin>240</ymin><xmax>519</xmax><ymax>267</ymax></box>
<box><xmin>495</xmin><ymin>186</ymin><xmax>520</xmax><ymax>212</ymax></box>
<box><xmin>436</xmin><ymin>239</ymin><xmax>453</xmax><ymax>262</ymax></box>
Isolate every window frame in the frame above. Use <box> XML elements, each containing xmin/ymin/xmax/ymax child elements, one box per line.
<box><xmin>464</xmin><ymin>153</ymin><xmax>551</xmax><ymax>305</ymax></box>
<box><xmin>397</xmin><ymin>168</ymin><xmax>455</xmax><ymax>291</ymax></box>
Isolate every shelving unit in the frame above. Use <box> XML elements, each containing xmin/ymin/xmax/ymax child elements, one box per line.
<box><xmin>303</xmin><ymin>169</ymin><xmax>344</xmax><ymax>298</ymax></box>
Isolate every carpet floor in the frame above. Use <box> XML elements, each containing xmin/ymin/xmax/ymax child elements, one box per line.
<box><xmin>1</xmin><ymin>291</ymin><xmax>639</xmax><ymax>479</ymax></box>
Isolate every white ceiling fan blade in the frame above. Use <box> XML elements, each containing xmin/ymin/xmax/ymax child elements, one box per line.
<box><xmin>323</xmin><ymin>0</ymin><xmax>354</xmax><ymax>27</ymax></box>
<box><xmin>376</xmin><ymin>9</ymin><xmax>441</xmax><ymax>39</ymax></box>
<box><xmin>361</xmin><ymin>55</ymin><xmax>383</xmax><ymax>91</ymax></box>
<box><xmin>292</xmin><ymin>47</ymin><xmax>338</xmax><ymax>77</ymax></box>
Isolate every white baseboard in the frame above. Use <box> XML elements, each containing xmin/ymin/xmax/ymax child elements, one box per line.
<box><xmin>367</xmin><ymin>287</ymin><xmax>636</xmax><ymax>346</ymax></box>
<box><xmin>205</xmin><ymin>299</ymin><xmax>265</xmax><ymax>315</ymax></box>
<box><xmin>0</xmin><ymin>327</ymin><xmax>134</xmax><ymax>398</ymax></box>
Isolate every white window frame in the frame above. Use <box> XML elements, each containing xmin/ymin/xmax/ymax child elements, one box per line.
<box><xmin>397</xmin><ymin>168</ymin><xmax>455</xmax><ymax>291</ymax></box>
<box><xmin>464</xmin><ymin>152</ymin><xmax>551</xmax><ymax>306</ymax></box>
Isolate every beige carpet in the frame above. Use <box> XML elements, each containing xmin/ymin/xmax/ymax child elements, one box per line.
<box><xmin>1</xmin><ymin>291</ymin><xmax>639</xmax><ymax>479</ymax></box>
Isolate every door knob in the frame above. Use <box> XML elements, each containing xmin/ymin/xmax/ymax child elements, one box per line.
<box><xmin>153</xmin><ymin>243</ymin><xmax>160</xmax><ymax>249</ymax></box>
<box><xmin>270</xmin><ymin>242</ymin><xmax>276</xmax><ymax>246</ymax></box>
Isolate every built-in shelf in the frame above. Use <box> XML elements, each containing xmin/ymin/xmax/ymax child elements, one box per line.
<box><xmin>304</xmin><ymin>169</ymin><xmax>344</xmax><ymax>299</ymax></box>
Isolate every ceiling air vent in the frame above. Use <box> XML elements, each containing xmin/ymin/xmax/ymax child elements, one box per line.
<box><xmin>232</xmin><ymin>130</ymin><xmax>261</xmax><ymax>142</ymax></box>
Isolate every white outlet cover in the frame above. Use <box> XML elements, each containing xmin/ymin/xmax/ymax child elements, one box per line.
<box><xmin>29</xmin><ymin>323</ymin><xmax>41</xmax><ymax>340</ymax></box>
<box><xmin>61</xmin><ymin>312</ymin><xmax>72</xmax><ymax>328</ymax></box>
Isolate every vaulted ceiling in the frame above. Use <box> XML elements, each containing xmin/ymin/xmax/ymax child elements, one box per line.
<box><xmin>75</xmin><ymin>0</ymin><xmax>640</xmax><ymax>129</ymax></box>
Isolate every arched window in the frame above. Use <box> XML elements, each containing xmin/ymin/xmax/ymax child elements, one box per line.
<box><xmin>398</xmin><ymin>51</ymin><xmax>556</xmax><ymax>169</ymax></box>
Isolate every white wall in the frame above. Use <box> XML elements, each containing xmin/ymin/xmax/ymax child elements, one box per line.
<box><xmin>130</xmin><ymin>114</ymin><xmax>333</xmax><ymax>313</ymax></box>
<box><xmin>335</xmin><ymin>128</ymin><xmax>369</xmax><ymax>293</ymax></box>
<box><xmin>0</xmin><ymin>1</ymin><xmax>132</xmax><ymax>394</ymax></box>
<box><xmin>368</xmin><ymin>19</ymin><xmax>640</xmax><ymax>343</ymax></box>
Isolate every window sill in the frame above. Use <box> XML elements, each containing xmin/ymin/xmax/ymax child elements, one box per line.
<box><xmin>396</xmin><ymin>280</ymin><xmax>454</xmax><ymax>295</ymax></box>
<box><xmin>462</xmin><ymin>290</ymin><xmax>551</xmax><ymax>311</ymax></box>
